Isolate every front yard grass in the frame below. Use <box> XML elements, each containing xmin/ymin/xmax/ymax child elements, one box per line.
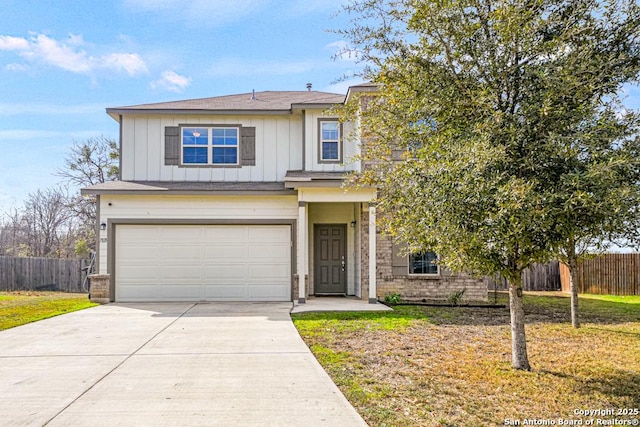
<box><xmin>292</xmin><ymin>293</ymin><xmax>640</xmax><ymax>427</ymax></box>
<box><xmin>0</xmin><ymin>291</ymin><xmax>97</xmax><ymax>331</ymax></box>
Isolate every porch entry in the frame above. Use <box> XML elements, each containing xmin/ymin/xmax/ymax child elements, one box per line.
<box><xmin>314</xmin><ymin>224</ymin><xmax>347</xmax><ymax>295</ymax></box>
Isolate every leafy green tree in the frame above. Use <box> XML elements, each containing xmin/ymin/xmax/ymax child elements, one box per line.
<box><xmin>548</xmin><ymin>119</ymin><xmax>640</xmax><ymax>328</ymax></box>
<box><xmin>340</xmin><ymin>0</ymin><xmax>640</xmax><ymax>369</ymax></box>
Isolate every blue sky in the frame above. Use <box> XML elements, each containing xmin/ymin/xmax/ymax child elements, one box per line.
<box><xmin>0</xmin><ymin>0</ymin><xmax>362</xmax><ymax>212</ymax></box>
<box><xmin>1</xmin><ymin>1</ymin><xmax>639</xmax><ymax>216</ymax></box>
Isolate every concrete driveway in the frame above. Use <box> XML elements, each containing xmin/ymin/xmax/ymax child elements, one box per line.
<box><xmin>0</xmin><ymin>303</ymin><xmax>367</xmax><ymax>427</ymax></box>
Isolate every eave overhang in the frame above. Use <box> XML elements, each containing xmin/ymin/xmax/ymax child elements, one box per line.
<box><xmin>81</xmin><ymin>181</ymin><xmax>297</xmax><ymax>196</ymax></box>
<box><xmin>284</xmin><ymin>170</ymin><xmax>351</xmax><ymax>189</ymax></box>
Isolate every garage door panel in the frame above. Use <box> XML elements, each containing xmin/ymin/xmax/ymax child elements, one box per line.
<box><xmin>161</xmin><ymin>227</ymin><xmax>203</xmax><ymax>240</ymax></box>
<box><xmin>118</xmin><ymin>266</ymin><xmax>159</xmax><ymax>280</ymax></box>
<box><xmin>116</xmin><ymin>224</ymin><xmax>291</xmax><ymax>302</ymax></box>
<box><xmin>248</xmin><ymin>264</ymin><xmax>289</xmax><ymax>279</ymax></box>
<box><xmin>248</xmin><ymin>244</ymin><xmax>290</xmax><ymax>259</ymax></box>
<box><xmin>204</xmin><ymin>245</ymin><xmax>248</xmax><ymax>259</ymax></box>
<box><xmin>248</xmin><ymin>226</ymin><xmax>289</xmax><ymax>242</ymax></box>
<box><xmin>159</xmin><ymin>246</ymin><xmax>203</xmax><ymax>261</ymax></box>
<box><xmin>117</xmin><ymin>285</ymin><xmax>159</xmax><ymax>300</ymax></box>
<box><xmin>203</xmin><ymin>264</ymin><xmax>248</xmax><ymax>279</ymax></box>
<box><xmin>203</xmin><ymin>285</ymin><xmax>247</xmax><ymax>299</ymax></box>
<box><xmin>160</xmin><ymin>285</ymin><xmax>202</xmax><ymax>299</ymax></box>
<box><xmin>247</xmin><ymin>284</ymin><xmax>289</xmax><ymax>299</ymax></box>
<box><xmin>124</xmin><ymin>228</ymin><xmax>161</xmax><ymax>241</ymax></box>
<box><xmin>117</xmin><ymin>245</ymin><xmax>160</xmax><ymax>260</ymax></box>
<box><xmin>204</xmin><ymin>227</ymin><xmax>247</xmax><ymax>240</ymax></box>
<box><xmin>158</xmin><ymin>266</ymin><xmax>203</xmax><ymax>280</ymax></box>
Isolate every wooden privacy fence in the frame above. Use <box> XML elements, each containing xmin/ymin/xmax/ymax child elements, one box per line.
<box><xmin>0</xmin><ymin>256</ymin><xmax>87</xmax><ymax>293</ymax></box>
<box><xmin>559</xmin><ymin>254</ymin><xmax>640</xmax><ymax>296</ymax></box>
<box><xmin>488</xmin><ymin>261</ymin><xmax>561</xmax><ymax>291</ymax></box>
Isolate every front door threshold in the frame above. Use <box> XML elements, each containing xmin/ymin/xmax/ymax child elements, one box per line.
<box><xmin>314</xmin><ymin>293</ymin><xmax>347</xmax><ymax>297</ymax></box>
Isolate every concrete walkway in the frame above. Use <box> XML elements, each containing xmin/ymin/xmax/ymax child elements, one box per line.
<box><xmin>0</xmin><ymin>303</ymin><xmax>367</xmax><ymax>427</ymax></box>
<box><xmin>292</xmin><ymin>296</ymin><xmax>392</xmax><ymax>314</ymax></box>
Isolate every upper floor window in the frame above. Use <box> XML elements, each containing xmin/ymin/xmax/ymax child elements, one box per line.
<box><xmin>319</xmin><ymin>120</ymin><xmax>341</xmax><ymax>163</ymax></box>
<box><xmin>407</xmin><ymin>118</ymin><xmax>435</xmax><ymax>153</ymax></box>
<box><xmin>409</xmin><ymin>251</ymin><xmax>439</xmax><ymax>275</ymax></box>
<box><xmin>182</xmin><ymin>126</ymin><xmax>239</xmax><ymax>165</ymax></box>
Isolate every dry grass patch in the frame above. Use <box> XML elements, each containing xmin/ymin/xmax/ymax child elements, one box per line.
<box><xmin>292</xmin><ymin>293</ymin><xmax>640</xmax><ymax>427</ymax></box>
<box><xmin>0</xmin><ymin>291</ymin><xmax>97</xmax><ymax>330</ymax></box>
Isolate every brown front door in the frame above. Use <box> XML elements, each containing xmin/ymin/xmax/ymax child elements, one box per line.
<box><xmin>314</xmin><ymin>225</ymin><xmax>347</xmax><ymax>294</ymax></box>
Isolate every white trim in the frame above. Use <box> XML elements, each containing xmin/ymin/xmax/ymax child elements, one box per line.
<box><xmin>298</xmin><ymin>203</ymin><xmax>307</xmax><ymax>302</ymax></box>
<box><xmin>368</xmin><ymin>205</ymin><xmax>377</xmax><ymax>301</ymax></box>
<box><xmin>408</xmin><ymin>251</ymin><xmax>440</xmax><ymax>276</ymax></box>
<box><xmin>319</xmin><ymin>119</ymin><xmax>341</xmax><ymax>162</ymax></box>
<box><xmin>181</xmin><ymin>125</ymin><xmax>240</xmax><ymax>166</ymax></box>
<box><xmin>347</xmin><ymin>215</ymin><xmax>356</xmax><ymax>296</ymax></box>
<box><xmin>212</xmin><ymin>127</ymin><xmax>240</xmax><ymax>165</ymax></box>
<box><xmin>298</xmin><ymin>187</ymin><xmax>376</xmax><ymax>203</ymax></box>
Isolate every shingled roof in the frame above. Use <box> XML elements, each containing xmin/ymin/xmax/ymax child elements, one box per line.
<box><xmin>106</xmin><ymin>91</ymin><xmax>345</xmax><ymax>118</ymax></box>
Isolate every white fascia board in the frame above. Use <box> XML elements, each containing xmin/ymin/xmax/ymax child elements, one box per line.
<box><xmin>298</xmin><ymin>187</ymin><xmax>376</xmax><ymax>202</ymax></box>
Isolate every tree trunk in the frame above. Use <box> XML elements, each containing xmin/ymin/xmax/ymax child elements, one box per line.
<box><xmin>508</xmin><ymin>282</ymin><xmax>531</xmax><ymax>370</ymax></box>
<box><xmin>568</xmin><ymin>256</ymin><xmax>580</xmax><ymax>329</ymax></box>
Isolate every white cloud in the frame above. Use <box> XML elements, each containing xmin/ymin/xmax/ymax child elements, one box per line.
<box><xmin>20</xmin><ymin>34</ymin><xmax>93</xmax><ymax>73</ymax></box>
<box><xmin>0</xmin><ymin>35</ymin><xmax>30</xmax><ymax>50</ymax></box>
<box><xmin>151</xmin><ymin>70</ymin><xmax>191</xmax><ymax>92</ymax></box>
<box><xmin>0</xmin><ymin>33</ymin><xmax>148</xmax><ymax>76</ymax></box>
<box><xmin>67</xmin><ymin>33</ymin><xmax>85</xmax><ymax>46</ymax></box>
<box><xmin>103</xmin><ymin>52</ymin><xmax>148</xmax><ymax>75</ymax></box>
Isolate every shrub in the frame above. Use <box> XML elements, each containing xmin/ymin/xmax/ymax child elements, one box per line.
<box><xmin>447</xmin><ymin>289</ymin><xmax>466</xmax><ymax>306</ymax></box>
<box><xmin>384</xmin><ymin>293</ymin><xmax>401</xmax><ymax>304</ymax></box>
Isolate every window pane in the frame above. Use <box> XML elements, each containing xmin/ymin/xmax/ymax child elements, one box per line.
<box><xmin>322</xmin><ymin>141</ymin><xmax>338</xmax><ymax>160</ymax></box>
<box><xmin>183</xmin><ymin>147</ymin><xmax>208</xmax><ymax>163</ymax></box>
<box><xmin>213</xmin><ymin>128</ymin><xmax>238</xmax><ymax>146</ymax></box>
<box><xmin>183</xmin><ymin>128</ymin><xmax>208</xmax><ymax>145</ymax></box>
<box><xmin>410</xmin><ymin>252</ymin><xmax>438</xmax><ymax>274</ymax></box>
<box><xmin>321</xmin><ymin>122</ymin><xmax>339</xmax><ymax>140</ymax></box>
<box><xmin>212</xmin><ymin>147</ymin><xmax>238</xmax><ymax>164</ymax></box>
<box><xmin>408</xmin><ymin>140</ymin><xmax>422</xmax><ymax>152</ymax></box>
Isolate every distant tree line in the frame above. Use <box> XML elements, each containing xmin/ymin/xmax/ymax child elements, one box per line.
<box><xmin>0</xmin><ymin>136</ymin><xmax>118</xmax><ymax>258</ymax></box>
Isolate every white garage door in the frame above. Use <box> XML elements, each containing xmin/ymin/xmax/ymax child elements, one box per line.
<box><xmin>115</xmin><ymin>224</ymin><xmax>291</xmax><ymax>302</ymax></box>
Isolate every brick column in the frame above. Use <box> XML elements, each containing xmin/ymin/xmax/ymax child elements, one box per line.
<box><xmin>368</xmin><ymin>204</ymin><xmax>377</xmax><ymax>303</ymax></box>
<box><xmin>88</xmin><ymin>274</ymin><xmax>111</xmax><ymax>304</ymax></box>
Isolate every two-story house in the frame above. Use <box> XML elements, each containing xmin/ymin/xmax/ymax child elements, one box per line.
<box><xmin>83</xmin><ymin>83</ymin><xmax>487</xmax><ymax>303</ymax></box>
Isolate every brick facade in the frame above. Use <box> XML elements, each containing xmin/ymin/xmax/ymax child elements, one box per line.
<box><xmin>88</xmin><ymin>274</ymin><xmax>111</xmax><ymax>304</ymax></box>
<box><xmin>360</xmin><ymin>210</ymin><xmax>488</xmax><ymax>302</ymax></box>
<box><xmin>293</xmin><ymin>274</ymin><xmax>309</xmax><ymax>302</ymax></box>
